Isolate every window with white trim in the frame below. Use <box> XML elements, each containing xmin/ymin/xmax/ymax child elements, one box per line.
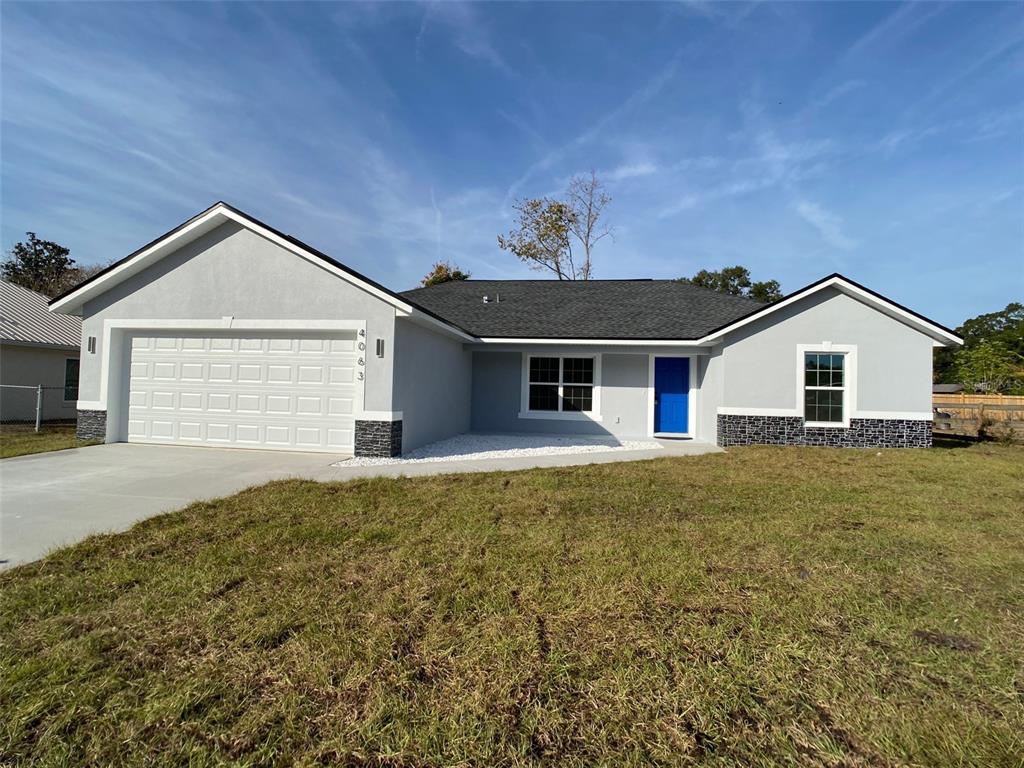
<box><xmin>803</xmin><ymin>352</ymin><xmax>844</xmax><ymax>424</ymax></box>
<box><xmin>527</xmin><ymin>356</ymin><xmax>595</xmax><ymax>413</ymax></box>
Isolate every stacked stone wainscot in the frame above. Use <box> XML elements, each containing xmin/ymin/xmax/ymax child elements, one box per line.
<box><xmin>717</xmin><ymin>414</ymin><xmax>931</xmax><ymax>448</ymax></box>
<box><xmin>76</xmin><ymin>410</ymin><xmax>107</xmax><ymax>441</ymax></box>
<box><xmin>354</xmin><ymin>420</ymin><xmax>403</xmax><ymax>458</ymax></box>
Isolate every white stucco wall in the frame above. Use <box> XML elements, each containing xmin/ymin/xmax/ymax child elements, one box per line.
<box><xmin>77</xmin><ymin>222</ymin><xmax>399</xmax><ymax>423</ymax></box>
<box><xmin>719</xmin><ymin>287</ymin><xmax>934</xmax><ymax>416</ymax></box>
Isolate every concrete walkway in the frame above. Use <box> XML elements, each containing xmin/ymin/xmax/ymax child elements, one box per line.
<box><xmin>0</xmin><ymin>438</ymin><xmax>718</xmax><ymax>570</ymax></box>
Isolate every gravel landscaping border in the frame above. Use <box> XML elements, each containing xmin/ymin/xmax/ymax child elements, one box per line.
<box><xmin>333</xmin><ymin>433</ymin><xmax>662</xmax><ymax>467</ymax></box>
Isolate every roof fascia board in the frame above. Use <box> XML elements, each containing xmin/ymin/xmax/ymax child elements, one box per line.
<box><xmin>697</xmin><ymin>275</ymin><xmax>963</xmax><ymax>346</ymax></box>
<box><xmin>49</xmin><ymin>208</ymin><xmax>225</xmax><ymax>314</ymax></box>
<box><xmin>475</xmin><ymin>337</ymin><xmax>709</xmax><ymax>346</ymax></box>
<box><xmin>0</xmin><ymin>339</ymin><xmax>80</xmax><ymax>351</ymax></box>
<box><xmin>401</xmin><ymin>308</ymin><xmax>478</xmax><ymax>342</ymax></box>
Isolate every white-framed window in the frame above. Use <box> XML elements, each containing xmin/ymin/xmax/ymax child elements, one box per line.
<box><xmin>64</xmin><ymin>358</ymin><xmax>80</xmax><ymax>403</ymax></box>
<box><xmin>803</xmin><ymin>351</ymin><xmax>846</xmax><ymax>426</ymax></box>
<box><xmin>520</xmin><ymin>354</ymin><xmax>601</xmax><ymax>419</ymax></box>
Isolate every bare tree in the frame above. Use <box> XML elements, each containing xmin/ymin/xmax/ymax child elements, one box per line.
<box><xmin>498</xmin><ymin>172</ymin><xmax>612</xmax><ymax>280</ymax></box>
<box><xmin>566</xmin><ymin>171</ymin><xmax>611</xmax><ymax>281</ymax></box>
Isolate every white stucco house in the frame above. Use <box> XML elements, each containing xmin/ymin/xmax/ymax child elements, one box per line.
<box><xmin>1</xmin><ymin>280</ymin><xmax>81</xmax><ymax>423</ymax></box>
<box><xmin>49</xmin><ymin>202</ymin><xmax>962</xmax><ymax>456</ymax></box>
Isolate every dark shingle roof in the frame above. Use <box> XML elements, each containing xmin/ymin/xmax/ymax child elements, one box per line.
<box><xmin>400</xmin><ymin>280</ymin><xmax>764</xmax><ymax>339</ymax></box>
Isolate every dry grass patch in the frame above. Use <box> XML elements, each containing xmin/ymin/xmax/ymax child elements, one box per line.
<box><xmin>2</xmin><ymin>443</ymin><xmax>1023</xmax><ymax>766</ymax></box>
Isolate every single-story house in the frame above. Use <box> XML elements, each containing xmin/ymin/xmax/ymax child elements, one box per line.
<box><xmin>1</xmin><ymin>280</ymin><xmax>82</xmax><ymax>423</ymax></box>
<box><xmin>49</xmin><ymin>202</ymin><xmax>962</xmax><ymax>455</ymax></box>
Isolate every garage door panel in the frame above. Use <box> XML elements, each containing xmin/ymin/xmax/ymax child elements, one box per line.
<box><xmin>127</xmin><ymin>333</ymin><xmax>358</xmax><ymax>453</ymax></box>
<box><xmin>267</xmin><ymin>365</ymin><xmax>292</xmax><ymax>383</ymax></box>
<box><xmin>150</xmin><ymin>391</ymin><xmax>175</xmax><ymax>409</ymax></box>
<box><xmin>179</xmin><ymin>392</ymin><xmax>204</xmax><ymax>410</ymax></box>
<box><xmin>180</xmin><ymin>363</ymin><xmax>205</xmax><ymax>380</ymax></box>
<box><xmin>208</xmin><ymin>364</ymin><xmax>233</xmax><ymax>382</ymax></box>
<box><xmin>296</xmin><ymin>396</ymin><xmax>322</xmax><ymax>414</ymax></box>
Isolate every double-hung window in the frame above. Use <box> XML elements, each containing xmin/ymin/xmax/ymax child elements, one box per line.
<box><xmin>803</xmin><ymin>352</ymin><xmax>844</xmax><ymax>425</ymax></box>
<box><xmin>527</xmin><ymin>356</ymin><xmax>595</xmax><ymax>413</ymax></box>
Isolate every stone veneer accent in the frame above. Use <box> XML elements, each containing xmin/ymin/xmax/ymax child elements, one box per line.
<box><xmin>717</xmin><ymin>414</ymin><xmax>932</xmax><ymax>449</ymax></box>
<box><xmin>354</xmin><ymin>419</ymin><xmax>403</xmax><ymax>457</ymax></box>
<box><xmin>76</xmin><ymin>410</ymin><xmax>107</xmax><ymax>441</ymax></box>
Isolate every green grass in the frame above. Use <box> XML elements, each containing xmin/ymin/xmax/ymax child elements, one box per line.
<box><xmin>2</xmin><ymin>444</ymin><xmax>1023</xmax><ymax>766</ymax></box>
<box><xmin>0</xmin><ymin>424</ymin><xmax>99</xmax><ymax>459</ymax></box>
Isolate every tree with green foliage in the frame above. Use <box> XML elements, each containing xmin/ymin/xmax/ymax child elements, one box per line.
<box><xmin>1</xmin><ymin>232</ymin><xmax>76</xmax><ymax>297</ymax></box>
<box><xmin>679</xmin><ymin>265</ymin><xmax>784</xmax><ymax>303</ymax></box>
<box><xmin>934</xmin><ymin>302</ymin><xmax>1024</xmax><ymax>384</ymax></box>
<box><xmin>421</xmin><ymin>260</ymin><xmax>471</xmax><ymax>287</ymax></box>
<box><xmin>952</xmin><ymin>340</ymin><xmax>1023</xmax><ymax>393</ymax></box>
<box><xmin>498</xmin><ymin>172</ymin><xmax>611</xmax><ymax>280</ymax></box>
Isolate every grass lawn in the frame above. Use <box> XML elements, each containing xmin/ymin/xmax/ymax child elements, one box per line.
<box><xmin>2</xmin><ymin>444</ymin><xmax>1022</xmax><ymax>766</ymax></box>
<box><xmin>0</xmin><ymin>424</ymin><xmax>99</xmax><ymax>459</ymax></box>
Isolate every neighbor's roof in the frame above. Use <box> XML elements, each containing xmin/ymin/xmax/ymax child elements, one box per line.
<box><xmin>401</xmin><ymin>279</ymin><xmax>764</xmax><ymax>339</ymax></box>
<box><xmin>1</xmin><ymin>280</ymin><xmax>81</xmax><ymax>349</ymax></box>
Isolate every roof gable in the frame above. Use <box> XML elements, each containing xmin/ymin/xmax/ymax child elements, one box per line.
<box><xmin>701</xmin><ymin>273</ymin><xmax>962</xmax><ymax>346</ymax></box>
<box><xmin>48</xmin><ymin>202</ymin><xmax>474</xmax><ymax>340</ymax></box>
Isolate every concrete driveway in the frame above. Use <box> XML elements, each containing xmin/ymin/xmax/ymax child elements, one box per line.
<box><xmin>1</xmin><ymin>439</ymin><xmax>717</xmax><ymax>571</ymax></box>
<box><xmin>0</xmin><ymin>443</ymin><xmax>345</xmax><ymax>570</ymax></box>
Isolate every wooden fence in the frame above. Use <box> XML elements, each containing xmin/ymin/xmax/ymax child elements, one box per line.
<box><xmin>932</xmin><ymin>401</ymin><xmax>1024</xmax><ymax>441</ymax></box>
<box><xmin>934</xmin><ymin>393</ymin><xmax>1024</xmax><ymax>406</ymax></box>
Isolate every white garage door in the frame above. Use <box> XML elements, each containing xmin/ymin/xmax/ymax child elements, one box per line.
<box><xmin>126</xmin><ymin>333</ymin><xmax>359</xmax><ymax>453</ymax></box>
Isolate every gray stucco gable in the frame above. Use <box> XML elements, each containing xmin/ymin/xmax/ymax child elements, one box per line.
<box><xmin>76</xmin><ymin>222</ymin><xmax>400</xmax><ymax>410</ymax></box>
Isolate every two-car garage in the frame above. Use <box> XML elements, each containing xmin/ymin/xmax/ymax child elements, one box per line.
<box><xmin>49</xmin><ymin>202</ymin><xmax>473</xmax><ymax>458</ymax></box>
<box><xmin>125</xmin><ymin>332</ymin><xmax>360</xmax><ymax>453</ymax></box>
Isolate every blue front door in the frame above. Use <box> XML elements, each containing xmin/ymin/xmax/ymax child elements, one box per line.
<box><xmin>654</xmin><ymin>357</ymin><xmax>689</xmax><ymax>434</ymax></box>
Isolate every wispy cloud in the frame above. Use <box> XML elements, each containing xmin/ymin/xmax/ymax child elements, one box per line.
<box><xmin>793</xmin><ymin>199</ymin><xmax>857</xmax><ymax>251</ymax></box>
<box><xmin>604</xmin><ymin>161</ymin><xmax>660</xmax><ymax>182</ymax></box>
<box><xmin>415</xmin><ymin>1</ymin><xmax>517</xmax><ymax>77</ymax></box>
<box><xmin>843</xmin><ymin>2</ymin><xmax>947</xmax><ymax>62</ymax></box>
<box><xmin>804</xmin><ymin>79</ymin><xmax>866</xmax><ymax>113</ymax></box>
<box><xmin>657</xmin><ymin>101</ymin><xmax>839</xmax><ymax>219</ymax></box>
<box><xmin>2</xmin><ymin>0</ymin><xmax>1019</xmax><ymax>319</ymax></box>
<box><xmin>504</xmin><ymin>51</ymin><xmax>684</xmax><ymax>204</ymax></box>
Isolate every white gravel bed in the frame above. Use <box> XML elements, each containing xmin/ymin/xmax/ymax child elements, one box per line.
<box><xmin>333</xmin><ymin>433</ymin><xmax>662</xmax><ymax>467</ymax></box>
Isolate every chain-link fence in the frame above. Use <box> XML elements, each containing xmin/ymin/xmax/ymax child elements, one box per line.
<box><xmin>0</xmin><ymin>384</ymin><xmax>77</xmax><ymax>430</ymax></box>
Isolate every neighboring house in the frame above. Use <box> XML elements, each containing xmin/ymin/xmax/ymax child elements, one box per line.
<box><xmin>1</xmin><ymin>280</ymin><xmax>82</xmax><ymax>422</ymax></box>
<box><xmin>933</xmin><ymin>383</ymin><xmax>963</xmax><ymax>394</ymax></box>
<box><xmin>49</xmin><ymin>202</ymin><xmax>962</xmax><ymax>455</ymax></box>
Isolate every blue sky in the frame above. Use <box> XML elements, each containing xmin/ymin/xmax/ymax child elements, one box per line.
<box><xmin>2</xmin><ymin>1</ymin><xmax>1021</xmax><ymax>326</ymax></box>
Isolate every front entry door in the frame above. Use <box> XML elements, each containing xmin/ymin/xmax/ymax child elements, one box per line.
<box><xmin>654</xmin><ymin>357</ymin><xmax>689</xmax><ymax>434</ymax></box>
